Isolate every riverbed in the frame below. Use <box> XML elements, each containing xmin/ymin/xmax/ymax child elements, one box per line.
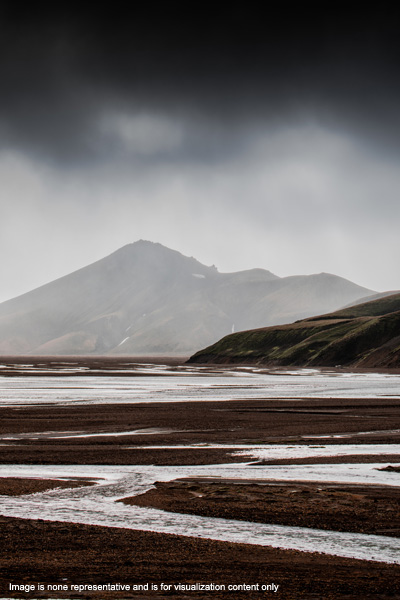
<box><xmin>1</xmin><ymin>360</ymin><xmax>400</xmax><ymax>598</ymax></box>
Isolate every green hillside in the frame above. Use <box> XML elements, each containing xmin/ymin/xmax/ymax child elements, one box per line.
<box><xmin>188</xmin><ymin>293</ymin><xmax>400</xmax><ymax>368</ymax></box>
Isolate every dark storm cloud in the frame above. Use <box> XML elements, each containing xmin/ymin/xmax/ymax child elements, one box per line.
<box><xmin>1</xmin><ymin>3</ymin><xmax>400</xmax><ymax>301</ymax></box>
<box><xmin>1</xmin><ymin>3</ymin><xmax>400</xmax><ymax>163</ymax></box>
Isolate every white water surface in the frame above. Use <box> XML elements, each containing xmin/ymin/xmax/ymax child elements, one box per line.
<box><xmin>232</xmin><ymin>444</ymin><xmax>400</xmax><ymax>460</ymax></box>
<box><xmin>125</xmin><ymin>443</ymin><xmax>400</xmax><ymax>457</ymax></box>
<box><xmin>0</xmin><ymin>366</ymin><xmax>399</xmax><ymax>406</ymax></box>
<box><xmin>0</xmin><ymin>428</ymin><xmax>178</xmax><ymax>441</ymax></box>
<box><xmin>1</xmin><ymin>461</ymin><xmax>400</xmax><ymax>564</ymax></box>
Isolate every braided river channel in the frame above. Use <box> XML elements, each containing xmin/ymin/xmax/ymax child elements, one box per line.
<box><xmin>1</xmin><ymin>364</ymin><xmax>400</xmax><ymax>564</ymax></box>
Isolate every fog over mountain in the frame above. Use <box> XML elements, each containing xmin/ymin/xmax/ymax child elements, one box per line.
<box><xmin>0</xmin><ymin>241</ymin><xmax>375</xmax><ymax>355</ymax></box>
<box><xmin>0</xmin><ymin>5</ymin><xmax>399</xmax><ymax>301</ymax></box>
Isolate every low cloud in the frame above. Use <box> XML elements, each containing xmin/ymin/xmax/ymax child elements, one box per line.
<box><xmin>98</xmin><ymin>112</ymin><xmax>185</xmax><ymax>157</ymax></box>
<box><xmin>0</xmin><ymin>122</ymin><xmax>399</xmax><ymax>302</ymax></box>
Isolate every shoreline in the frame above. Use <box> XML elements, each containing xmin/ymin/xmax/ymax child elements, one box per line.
<box><xmin>0</xmin><ymin>355</ymin><xmax>400</xmax><ymax>374</ymax></box>
<box><xmin>1</xmin><ymin>515</ymin><xmax>399</xmax><ymax>599</ymax></box>
<box><xmin>121</xmin><ymin>477</ymin><xmax>400</xmax><ymax>537</ymax></box>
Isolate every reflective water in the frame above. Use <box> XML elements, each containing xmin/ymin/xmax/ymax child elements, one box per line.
<box><xmin>0</xmin><ymin>366</ymin><xmax>399</xmax><ymax>406</ymax></box>
<box><xmin>232</xmin><ymin>444</ymin><xmax>400</xmax><ymax>460</ymax></box>
<box><xmin>0</xmin><ymin>461</ymin><xmax>399</xmax><ymax>564</ymax></box>
<box><xmin>0</xmin><ymin>428</ymin><xmax>178</xmax><ymax>441</ymax></box>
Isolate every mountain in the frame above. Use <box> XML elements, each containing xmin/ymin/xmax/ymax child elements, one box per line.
<box><xmin>0</xmin><ymin>240</ymin><xmax>375</xmax><ymax>355</ymax></box>
<box><xmin>188</xmin><ymin>293</ymin><xmax>400</xmax><ymax>368</ymax></box>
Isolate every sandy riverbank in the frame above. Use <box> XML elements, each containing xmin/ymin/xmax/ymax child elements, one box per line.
<box><xmin>0</xmin><ymin>478</ymin><xmax>95</xmax><ymax>496</ymax></box>
<box><xmin>1</xmin><ymin>397</ymin><xmax>400</xmax><ymax>466</ymax></box>
<box><xmin>122</xmin><ymin>478</ymin><xmax>400</xmax><ymax>537</ymax></box>
<box><xmin>1</xmin><ymin>515</ymin><xmax>400</xmax><ymax>600</ymax></box>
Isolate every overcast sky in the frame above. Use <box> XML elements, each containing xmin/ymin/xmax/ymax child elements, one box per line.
<box><xmin>1</xmin><ymin>3</ymin><xmax>399</xmax><ymax>302</ymax></box>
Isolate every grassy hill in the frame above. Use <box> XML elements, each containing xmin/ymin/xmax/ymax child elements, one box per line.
<box><xmin>188</xmin><ymin>293</ymin><xmax>400</xmax><ymax>368</ymax></box>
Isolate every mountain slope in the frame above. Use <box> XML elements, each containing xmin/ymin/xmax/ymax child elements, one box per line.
<box><xmin>0</xmin><ymin>240</ymin><xmax>375</xmax><ymax>355</ymax></box>
<box><xmin>188</xmin><ymin>293</ymin><xmax>400</xmax><ymax>368</ymax></box>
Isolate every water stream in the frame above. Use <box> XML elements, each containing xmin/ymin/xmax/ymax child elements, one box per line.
<box><xmin>1</xmin><ymin>459</ymin><xmax>399</xmax><ymax>565</ymax></box>
<box><xmin>1</xmin><ymin>366</ymin><xmax>399</xmax><ymax>406</ymax></box>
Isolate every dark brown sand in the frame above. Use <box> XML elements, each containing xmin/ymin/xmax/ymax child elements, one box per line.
<box><xmin>1</xmin><ymin>515</ymin><xmax>399</xmax><ymax>600</ymax></box>
<box><xmin>1</xmin><ymin>397</ymin><xmax>400</xmax><ymax>466</ymax></box>
<box><xmin>122</xmin><ymin>479</ymin><xmax>400</xmax><ymax>537</ymax></box>
<box><xmin>0</xmin><ymin>477</ymin><xmax>94</xmax><ymax>496</ymax></box>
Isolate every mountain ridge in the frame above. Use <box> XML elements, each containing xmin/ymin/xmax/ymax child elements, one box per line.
<box><xmin>0</xmin><ymin>240</ymin><xmax>375</xmax><ymax>355</ymax></box>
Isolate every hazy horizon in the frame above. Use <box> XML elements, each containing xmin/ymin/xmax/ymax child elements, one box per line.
<box><xmin>1</xmin><ymin>5</ymin><xmax>399</xmax><ymax>302</ymax></box>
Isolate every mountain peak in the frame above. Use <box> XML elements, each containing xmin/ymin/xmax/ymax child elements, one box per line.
<box><xmin>0</xmin><ymin>242</ymin><xmax>376</xmax><ymax>356</ymax></box>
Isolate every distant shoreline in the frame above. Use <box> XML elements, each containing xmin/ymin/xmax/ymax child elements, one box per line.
<box><xmin>0</xmin><ymin>355</ymin><xmax>399</xmax><ymax>374</ymax></box>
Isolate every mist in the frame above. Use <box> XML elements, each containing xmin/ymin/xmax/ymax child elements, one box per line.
<box><xmin>0</xmin><ymin>4</ymin><xmax>399</xmax><ymax>302</ymax></box>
